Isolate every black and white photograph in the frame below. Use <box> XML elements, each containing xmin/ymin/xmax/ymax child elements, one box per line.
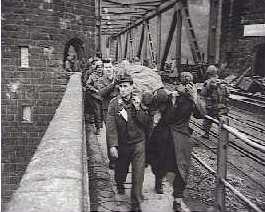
<box><xmin>1</xmin><ymin>0</ymin><xmax>265</xmax><ymax>211</ymax></box>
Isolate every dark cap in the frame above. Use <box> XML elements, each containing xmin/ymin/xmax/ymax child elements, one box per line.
<box><xmin>117</xmin><ymin>73</ymin><xmax>133</xmax><ymax>84</ymax></box>
<box><xmin>142</xmin><ymin>92</ymin><xmax>154</xmax><ymax>106</ymax></box>
<box><xmin>155</xmin><ymin>89</ymin><xmax>168</xmax><ymax>105</ymax></box>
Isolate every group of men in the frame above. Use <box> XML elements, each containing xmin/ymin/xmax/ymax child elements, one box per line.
<box><xmin>82</xmin><ymin>58</ymin><xmax>229</xmax><ymax>212</ymax></box>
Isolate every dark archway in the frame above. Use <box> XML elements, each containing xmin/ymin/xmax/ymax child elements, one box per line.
<box><xmin>254</xmin><ymin>43</ymin><xmax>265</xmax><ymax>77</ymax></box>
<box><xmin>63</xmin><ymin>38</ymin><xmax>85</xmax><ymax>68</ymax></box>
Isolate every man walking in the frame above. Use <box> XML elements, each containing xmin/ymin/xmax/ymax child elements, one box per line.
<box><xmin>201</xmin><ymin>65</ymin><xmax>229</xmax><ymax>139</ymax></box>
<box><xmin>106</xmin><ymin>73</ymin><xmax>151</xmax><ymax>212</ymax></box>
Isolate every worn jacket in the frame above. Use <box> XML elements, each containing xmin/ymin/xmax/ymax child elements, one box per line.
<box><xmin>149</xmin><ymin>94</ymin><xmax>193</xmax><ymax>183</ymax></box>
<box><xmin>98</xmin><ymin>76</ymin><xmax>119</xmax><ymax>110</ymax></box>
<box><xmin>106</xmin><ymin>96</ymin><xmax>151</xmax><ymax>148</ymax></box>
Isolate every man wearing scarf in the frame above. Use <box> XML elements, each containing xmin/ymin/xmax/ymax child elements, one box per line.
<box><xmin>149</xmin><ymin>72</ymin><xmax>195</xmax><ymax>212</ymax></box>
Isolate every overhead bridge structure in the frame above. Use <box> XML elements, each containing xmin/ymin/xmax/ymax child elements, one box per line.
<box><xmin>97</xmin><ymin>0</ymin><xmax>222</xmax><ymax>70</ymax></box>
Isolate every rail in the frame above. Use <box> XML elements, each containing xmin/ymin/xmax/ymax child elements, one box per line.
<box><xmin>193</xmin><ymin>115</ymin><xmax>264</xmax><ymax>212</ymax></box>
<box><xmin>6</xmin><ymin>73</ymin><xmax>89</xmax><ymax>212</ymax></box>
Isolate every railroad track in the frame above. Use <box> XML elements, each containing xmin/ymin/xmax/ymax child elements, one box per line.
<box><xmin>190</xmin><ymin>107</ymin><xmax>265</xmax><ymax>210</ymax></box>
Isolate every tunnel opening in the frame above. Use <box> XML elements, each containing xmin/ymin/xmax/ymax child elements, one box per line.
<box><xmin>63</xmin><ymin>38</ymin><xmax>85</xmax><ymax>69</ymax></box>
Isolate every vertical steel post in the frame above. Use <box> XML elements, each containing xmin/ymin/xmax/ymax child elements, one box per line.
<box><xmin>115</xmin><ymin>38</ymin><xmax>119</xmax><ymax>62</ymax></box>
<box><xmin>137</xmin><ymin>23</ymin><xmax>145</xmax><ymax>59</ymax></box>
<box><xmin>207</xmin><ymin>0</ymin><xmax>222</xmax><ymax>64</ymax></box>
<box><xmin>124</xmin><ymin>31</ymin><xmax>129</xmax><ymax>59</ymax></box>
<box><xmin>119</xmin><ymin>35</ymin><xmax>123</xmax><ymax>61</ymax></box>
<box><xmin>175</xmin><ymin>8</ymin><xmax>182</xmax><ymax>69</ymax></box>
<box><xmin>216</xmin><ymin>116</ymin><xmax>229</xmax><ymax>212</ymax></box>
<box><xmin>143</xmin><ymin>20</ymin><xmax>149</xmax><ymax>64</ymax></box>
<box><xmin>130</xmin><ymin>27</ymin><xmax>134</xmax><ymax>61</ymax></box>
<box><xmin>157</xmin><ymin>12</ymin><xmax>162</xmax><ymax>70</ymax></box>
<box><xmin>97</xmin><ymin>0</ymin><xmax>102</xmax><ymax>54</ymax></box>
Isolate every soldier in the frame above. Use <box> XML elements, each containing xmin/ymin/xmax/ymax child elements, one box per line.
<box><xmin>98</xmin><ymin>60</ymin><xmax>119</xmax><ymax>169</ymax></box>
<box><xmin>98</xmin><ymin>60</ymin><xmax>119</xmax><ymax>122</ymax></box>
<box><xmin>106</xmin><ymin>73</ymin><xmax>151</xmax><ymax>212</ymax></box>
<box><xmin>84</xmin><ymin>60</ymin><xmax>104</xmax><ymax>134</ymax></box>
<box><xmin>201</xmin><ymin>65</ymin><xmax>229</xmax><ymax>139</ymax></box>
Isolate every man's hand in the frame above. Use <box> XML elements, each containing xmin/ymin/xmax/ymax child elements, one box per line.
<box><xmin>110</xmin><ymin>147</ymin><xmax>118</xmax><ymax>158</ymax></box>
<box><xmin>132</xmin><ymin>96</ymin><xmax>141</xmax><ymax>110</ymax></box>
<box><xmin>153</xmin><ymin>111</ymin><xmax>161</xmax><ymax>127</ymax></box>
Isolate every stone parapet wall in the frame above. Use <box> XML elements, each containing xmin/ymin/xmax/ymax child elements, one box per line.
<box><xmin>6</xmin><ymin>73</ymin><xmax>88</xmax><ymax>212</ymax></box>
<box><xmin>1</xmin><ymin>0</ymin><xmax>95</xmax><ymax>208</ymax></box>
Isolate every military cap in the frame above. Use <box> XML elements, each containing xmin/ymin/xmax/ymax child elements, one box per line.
<box><xmin>117</xmin><ymin>73</ymin><xmax>133</xmax><ymax>84</ymax></box>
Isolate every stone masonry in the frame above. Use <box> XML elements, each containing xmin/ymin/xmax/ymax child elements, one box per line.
<box><xmin>1</xmin><ymin>0</ymin><xmax>95</xmax><ymax>209</ymax></box>
<box><xmin>220</xmin><ymin>0</ymin><xmax>265</xmax><ymax>75</ymax></box>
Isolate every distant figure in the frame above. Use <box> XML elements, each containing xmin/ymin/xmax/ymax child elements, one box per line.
<box><xmin>65</xmin><ymin>55</ymin><xmax>74</xmax><ymax>72</ymax></box>
<box><xmin>98</xmin><ymin>60</ymin><xmax>119</xmax><ymax>170</ymax></box>
<box><xmin>134</xmin><ymin>57</ymin><xmax>141</xmax><ymax>65</ymax></box>
<box><xmin>84</xmin><ymin>61</ymin><xmax>104</xmax><ymax>134</ymax></box>
<box><xmin>143</xmin><ymin>59</ymin><xmax>149</xmax><ymax>67</ymax></box>
<box><xmin>201</xmin><ymin>65</ymin><xmax>229</xmax><ymax>139</ymax></box>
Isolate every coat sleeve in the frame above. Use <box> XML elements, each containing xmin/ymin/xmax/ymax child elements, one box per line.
<box><xmin>160</xmin><ymin>98</ymin><xmax>193</xmax><ymax>126</ymax></box>
<box><xmin>85</xmin><ymin>75</ymin><xmax>98</xmax><ymax>93</ymax></box>
<box><xmin>135</xmin><ymin>109</ymin><xmax>153</xmax><ymax>129</ymax></box>
<box><xmin>98</xmin><ymin>82</ymin><xmax>115</xmax><ymax>97</ymax></box>
<box><xmin>106</xmin><ymin>99</ymin><xmax>119</xmax><ymax>147</ymax></box>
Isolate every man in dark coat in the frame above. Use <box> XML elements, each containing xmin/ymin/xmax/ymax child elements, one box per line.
<box><xmin>106</xmin><ymin>73</ymin><xmax>151</xmax><ymax>212</ymax></box>
<box><xmin>149</xmin><ymin>84</ymin><xmax>194</xmax><ymax>212</ymax></box>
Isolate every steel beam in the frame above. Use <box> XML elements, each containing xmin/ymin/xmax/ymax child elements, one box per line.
<box><xmin>137</xmin><ymin>23</ymin><xmax>145</xmax><ymax>59</ymax></box>
<box><xmin>160</xmin><ymin>3</ymin><xmax>180</xmax><ymax>71</ymax></box>
<box><xmin>124</xmin><ymin>31</ymin><xmax>129</xmax><ymax>59</ymax></box>
<box><xmin>97</xmin><ymin>0</ymin><xmax>102</xmax><ymax>53</ymax></box>
<box><xmin>143</xmin><ymin>20</ymin><xmax>149</xmax><ymax>63</ymax></box>
<box><xmin>207</xmin><ymin>0</ymin><xmax>223</xmax><ymax>64</ymax></box>
<box><xmin>111</xmin><ymin>0</ymin><xmax>179</xmax><ymax>38</ymax></box>
<box><xmin>175</xmin><ymin>9</ymin><xmax>182</xmax><ymax>68</ymax></box>
<box><xmin>156</xmin><ymin>13</ymin><xmax>162</xmax><ymax>70</ymax></box>
<box><xmin>115</xmin><ymin>38</ymin><xmax>119</xmax><ymax>61</ymax></box>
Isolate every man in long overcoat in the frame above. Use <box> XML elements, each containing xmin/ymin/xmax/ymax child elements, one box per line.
<box><xmin>149</xmin><ymin>84</ymin><xmax>194</xmax><ymax>212</ymax></box>
<box><xmin>106</xmin><ymin>73</ymin><xmax>151</xmax><ymax>212</ymax></box>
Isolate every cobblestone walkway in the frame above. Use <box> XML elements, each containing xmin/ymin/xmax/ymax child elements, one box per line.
<box><xmin>95</xmin><ymin>125</ymin><xmax>181</xmax><ymax>212</ymax></box>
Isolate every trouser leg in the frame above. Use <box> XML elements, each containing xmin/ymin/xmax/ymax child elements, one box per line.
<box><xmin>93</xmin><ymin>100</ymin><xmax>103</xmax><ymax>129</ymax></box>
<box><xmin>131</xmin><ymin>142</ymin><xmax>145</xmax><ymax>206</ymax></box>
<box><xmin>114</xmin><ymin>147</ymin><xmax>130</xmax><ymax>185</ymax></box>
<box><xmin>202</xmin><ymin>118</ymin><xmax>212</xmax><ymax>134</ymax></box>
<box><xmin>172</xmin><ymin>169</ymin><xmax>186</xmax><ymax>198</ymax></box>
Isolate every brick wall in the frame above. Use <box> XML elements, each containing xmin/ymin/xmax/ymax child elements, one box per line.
<box><xmin>220</xmin><ymin>0</ymin><xmax>265</xmax><ymax>75</ymax></box>
<box><xmin>1</xmin><ymin>0</ymin><xmax>95</xmax><ymax>209</ymax></box>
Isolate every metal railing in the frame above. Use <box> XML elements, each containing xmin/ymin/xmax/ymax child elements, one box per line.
<box><xmin>192</xmin><ymin>115</ymin><xmax>264</xmax><ymax>212</ymax></box>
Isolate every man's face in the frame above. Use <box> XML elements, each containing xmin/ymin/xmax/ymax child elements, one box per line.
<box><xmin>103</xmin><ymin>63</ymin><xmax>114</xmax><ymax>80</ymax></box>
<box><xmin>118</xmin><ymin>82</ymin><xmax>133</xmax><ymax>98</ymax></box>
<box><xmin>96</xmin><ymin>64</ymin><xmax>103</xmax><ymax>75</ymax></box>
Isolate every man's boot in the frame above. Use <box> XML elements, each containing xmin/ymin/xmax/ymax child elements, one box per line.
<box><xmin>117</xmin><ymin>184</ymin><xmax>125</xmax><ymax>195</ymax></box>
<box><xmin>131</xmin><ymin>203</ymin><xmax>142</xmax><ymax>212</ymax></box>
<box><xmin>155</xmin><ymin>176</ymin><xmax>163</xmax><ymax>194</ymax></box>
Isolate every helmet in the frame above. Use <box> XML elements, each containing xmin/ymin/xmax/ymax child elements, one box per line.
<box><xmin>206</xmin><ymin>65</ymin><xmax>218</xmax><ymax>77</ymax></box>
